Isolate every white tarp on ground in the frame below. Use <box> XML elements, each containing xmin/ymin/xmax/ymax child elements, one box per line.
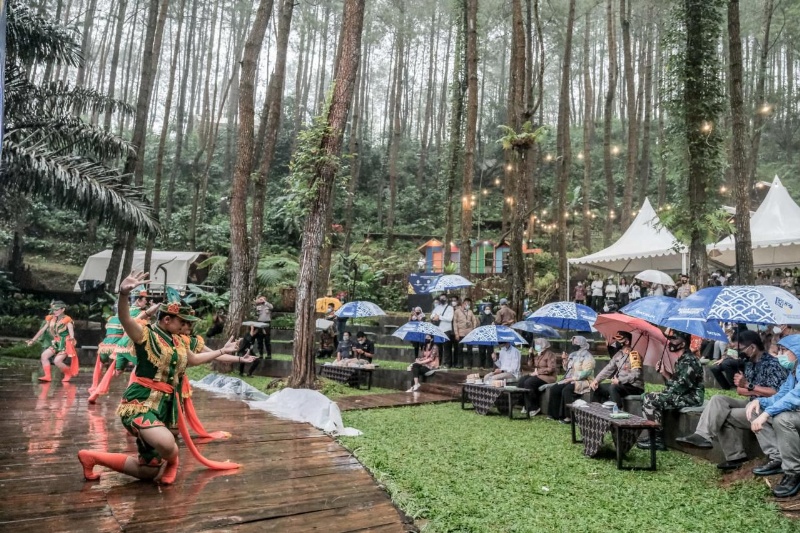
<box><xmin>192</xmin><ymin>374</ymin><xmax>361</xmax><ymax>436</ymax></box>
<box><xmin>568</xmin><ymin>198</ymin><xmax>687</xmax><ymax>273</ymax></box>
<box><xmin>709</xmin><ymin>176</ymin><xmax>800</xmax><ymax>268</ymax></box>
<box><xmin>74</xmin><ymin>249</ymin><xmax>204</xmax><ymax>292</ymax></box>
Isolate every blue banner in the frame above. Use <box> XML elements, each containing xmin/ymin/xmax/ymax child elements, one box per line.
<box><xmin>408</xmin><ymin>273</ymin><xmax>440</xmax><ymax>295</ymax></box>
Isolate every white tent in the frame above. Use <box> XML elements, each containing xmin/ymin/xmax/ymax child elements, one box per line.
<box><xmin>709</xmin><ymin>176</ymin><xmax>800</xmax><ymax>268</ymax></box>
<box><xmin>568</xmin><ymin>198</ymin><xmax>687</xmax><ymax>274</ymax></box>
<box><xmin>74</xmin><ymin>250</ymin><xmax>207</xmax><ymax>292</ymax></box>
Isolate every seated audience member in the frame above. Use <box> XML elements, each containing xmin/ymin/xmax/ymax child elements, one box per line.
<box><xmin>517</xmin><ymin>338</ymin><xmax>558</xmax><ymax>416</ymax></box>
<box><xmin>318</xmin><ymin>328</ymin><xmax>335</xmax><ymax>359</ymax></box>
<box><xmin>546</xmin><ymin>336</ymin><xmax>595</xmax><ymax>423</ymax></box>
<box><xmin>710</xmin><ymin>343</ymin><xmax>747</xmax><ymax>390</ymax></box>
<box><xmin>406</xmin><ymin>335</ymin><xmax>440</xmax><ymax>392</ymax></box>
<box><xmin>590</xmin><ymin>331</ymin><xmax>644</xmax><ymax>408</ymax></box>
<box><xmin>637</xmin><ymin>330</ymin><xmax>704</xmax><ymax>451</ymax></box>
<box><xmin>336</xmin><ymin>331</ymin><xmax>353</xmax><ymax>361</ymax></box>
<box><xmin>352</xmin><ymin>331</ymin><xmax>375</xmax><ymax>362</ymax></box>
<box><xmin>483</xmin><ymin>342</ymin><xmax>521</xmax><ymax>383</ymax></box>
<box><xmin>748</xmin><ymin>335</ymin><xmax>800</xmax><ymax>498</ymax></box>
<box><xmin>676</xmin><ymin>330</ymin><xmax>786</xmax><ymax>471</ymax></box>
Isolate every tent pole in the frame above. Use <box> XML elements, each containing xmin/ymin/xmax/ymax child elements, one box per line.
<box><xmin>566</xmin><ymin>261</ymin><xmax>570</xmax><ymax>300</ymax></box>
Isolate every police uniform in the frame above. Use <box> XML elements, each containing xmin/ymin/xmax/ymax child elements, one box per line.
<box><xmin>591</xmin><ymin>349</ymin><xmax>644</xmax><ymax>407</ymax></box>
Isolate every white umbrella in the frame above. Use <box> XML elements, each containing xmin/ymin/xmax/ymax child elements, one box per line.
<box><xmin>316</xmin><ymin>318</ymin><xmax>334</xmax><ymax>330</ymax></box>
<box><xmin>635</xmin><ymin>269</ymin><xmax>676</xmax><ymax>286</ymax></box>
<box><xmin>426</xmin><ymin>274</ymin><xmax>474</xmax><ymax>293</ymax></box>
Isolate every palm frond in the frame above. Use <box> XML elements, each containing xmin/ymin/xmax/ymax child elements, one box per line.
<box><xmin>2</xmin><ymin>139</ymin><xmax>158</xmax><ymax>235</ymax></box>
<box><xmin>7</xmin><ymin>0</ymin><xmax>81</xmax><ymax>68</ymax></box>
<box><xmin>10</xmin><ymin>118</ymin><xmax>133</xmax><ymax>161</ymax></box>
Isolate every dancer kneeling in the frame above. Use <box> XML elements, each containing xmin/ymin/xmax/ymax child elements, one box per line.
<box><xmin>78</xmin><ymin>271</ymin><xmax>252</xmax><ymax>484</ymax></box>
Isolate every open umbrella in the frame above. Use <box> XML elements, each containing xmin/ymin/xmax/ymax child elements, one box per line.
<box><xmin>391</xmin><ymin>321</ymin><xmax>449</xmax><ymax>343</ymax></box>
<box><xmin>527</xmin><ymin>301</ymin><xmax>597</xmax><ymax>331</ymax></box>
<box><xmin>425</xmin><ymin>274</ymin><xmax>474</xmax><ymax>293</ymax></box>
<box><xmin>334</xmin><ymin>301</ymin><xmax>387</xmax><ymax>318</ymax></box>
<box><xmin>510</xmin><ymin>321</ymin><xmax>561</xmax><ymax>338</ymax></box>
<box><xmin>315</xmin><ymin>297</ymin><xmax>342</xmax><ymax>313</ymax></box>
<box><xmin>593</xmin><ymin>313</ymin><xmax>671</xmax><ymax>371</ymax></box>
<box><xmin>675</xmin><ymin>285</ymin><xmax>800</xmax><ymax>325</ymax></box>
<box><xmin>316</xmin><ymin>318</ymin><xmax>334</xmax><ymax>331</ymax></box>
<box><xmin>621</xmin><ymin>296</ymin><xmax>727</xmax><ymax>342</ymax></box>
<box><xmin>242</xmin><ymin>321</ymin><xmax>268</xmax><ymax>328</ymax></box>
<box><xmin>461</xmin><ymin>325</ymin><xmax>529</xmax><ymax>346</ymax></box>
<box><xmin>635</xmin><ymin>269</ymin><xmax>676</xmax><ymax>286</ymax></box>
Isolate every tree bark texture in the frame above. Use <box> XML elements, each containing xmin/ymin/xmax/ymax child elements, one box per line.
<box><xmin>602</xmin><ymin>0</ymin><xmax>618</xmax><ymax>246</ymax></box>
<box><xmin>460</xmin><ymin>0</ymin><xmax>478</xmax><ymax>283</ymax></box>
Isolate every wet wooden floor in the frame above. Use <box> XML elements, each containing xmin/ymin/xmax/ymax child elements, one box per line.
<box><xmin>0</xmin><ymin>367</ymin><xmax>409</xmax><ymax>532</ymax></box>
<box><xmin>336</xmin><ymin>392</ymin><xmax>455</xmax><ymax>411</ymax></box>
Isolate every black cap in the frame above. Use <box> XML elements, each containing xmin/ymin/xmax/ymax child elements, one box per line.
<box><xmin>356</xmin><ymin>331</ymin><xmax>366</xmax><ymax>338</ymax></box>
<box><xmin>613</xmin><ymin>331</ymin><xmax>633</xmax><ymax>343</ymax></box>
<box><xmin>667</xmin><ymin>330</ymin><xmax>691</xmax><ymax>343</ymax></box>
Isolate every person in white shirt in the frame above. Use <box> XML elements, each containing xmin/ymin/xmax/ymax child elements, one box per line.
<box><xmin>604</xmin><ymin>277</ymin><xmax>617</xmax><ymax>301</ymax></box>
<box><xmin>483</xmin><ymin>343</ymin><xmax>521</xmax><ymax>383</ymax></box>
<box><xmin>431</xmin><ymin>295</ymin><xmax>455</xmax><ymax>367</ymax></box>
<box><xmin>629</xmin><ymin>281</ymin><xmax>642</xmax><ymax>301</ymax></box>
<box><xmin>590</xmin><ymin>275</ymin><xmax>604</xmax><ymax>311</ymax></box>
<box><xmin>617</xmin><ymin>277</ymin><xmax>630</xmax><ymax>306</ymax></box>
<box><xmin>652</xmin><ymin>284</ymin><xmax>665</xmax><ymax>296</ymax></box>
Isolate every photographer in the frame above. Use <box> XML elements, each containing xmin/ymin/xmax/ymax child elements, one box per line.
<box><xmin>251</xmin><ymin>296</ymin><xmax>273</xmax><ymax>359</ymax></box>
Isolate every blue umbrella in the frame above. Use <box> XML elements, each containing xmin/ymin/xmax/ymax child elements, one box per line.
<box><xmin>510</xmin><ymin>321</ymin><xmax>561</xmax><ymax>338</ymax></box>
<box><xmin>621</xmin><ymin>295</ymin><xmax>727</xmax><ymax>342</ymax></box>
<box><xmin>461</xmin><ymin>325</ymin><xmax>529</xmax><ymax>346</ymax></box>
<box><xmin>528</xmin><ymin>301</ymin><xmax>597</xmax><ymax>331</ymax></box>
<box><xmin>425</xmin><ymin>274</ymin><xmax>474</xmax><ymax>293</ymax></box>
<box><xmin>391</xmin><ymin>321</ymin><xmax>449</xmax><ymax>343</ymax></box>
<box><xmin>675</xmin><ymin>285</ymin><xmax>800</xmax><ymax>325</ymax></box>
<box><xmin>334</xmin><ymin>300</ymin><xmax>387</xmax><ymax>318</ymax></box>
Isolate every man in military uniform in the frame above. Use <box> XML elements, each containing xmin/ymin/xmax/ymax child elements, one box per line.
<box><xmin>590</xmin><ymin>331</ymin><xmax>644</xmax><ymax>408</ymax></box>
<box><xmin>637</xmin><ymin>330</ymin><xmax>705</xmax><ymax>451</ymax></box>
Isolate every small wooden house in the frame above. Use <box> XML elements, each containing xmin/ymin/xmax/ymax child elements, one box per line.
<box><xmin>417</xmin><ymin>239</ymin><xmax>460</xmax><ymax>273</ymax></box>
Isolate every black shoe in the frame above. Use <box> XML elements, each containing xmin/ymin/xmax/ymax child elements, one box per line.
<box><xmin>773</xmin><ymin>473</ymin><xmax>800</xmax><ymax>498</ymax></box>
<box><xmin>675</xmin><ymin>433</ymin><xmax>713</xmax><ymax>449</ymax></box>
<box><xmin>753</xmin><ymin>459</ymin><xmax>783</xmax><ymax>477</ymax></box>
<box><xmin>636</xmin><ymin>431</ymin><xmax>667</xmax><ymax>451</ymax></box>
<box><xmin>716</xmin><ymin>457</ymin><xmax>748</xmax><ymax>471</ymax></box>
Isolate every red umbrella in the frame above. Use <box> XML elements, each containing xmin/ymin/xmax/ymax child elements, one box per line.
<box><xmin>593</xmin><ymin>313</ymin><xmax>675</xmax><ymax>372</ymax></box>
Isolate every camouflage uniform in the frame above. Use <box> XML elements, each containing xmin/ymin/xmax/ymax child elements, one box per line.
<box><xmin>643</xmin><ymin>350</ymin><xmax>705</xmax><ymax>425</ymax></box>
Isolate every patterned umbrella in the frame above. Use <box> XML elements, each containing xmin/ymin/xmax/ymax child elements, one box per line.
<box><xmin>621</xmin><ymin>295</ymin><xmax>727</xmax><ymax>342</ymax></box>
<box><xmin>527</xmin><ymin>301</ymin><xmax>597</xmax><ymax>331</ymax></box>
<box><xmin>675</xmin><ymin>285</ymin><xmax>800</xmax><ymax>325</ymax></box>
<box><xmin>635</xmin><ymin>269</ymin><xmax>676</xmax><ymax>286</ymax></box>
<box><xmin>510</xmin><ymin>321</ymin><xmax>562</xmax><ymax>338</ymax></box>
<box><xmin>334</xmin><ymin>300</ymin><xmax>387</xmax><ymax>318</ymax></box>
<box><xmin>391</xmin><ymin>321</ymin><xmax>449</xmax><ymax>343</ymax></box>
<box><xmin>425</xmin><ymin>274</ymin><xmax>474</xmax><ymax>293</ymax></box>
<box><xmin>460</xmin><ymin>325</ymin><xmax>529</xmax><ymax>346</ymax></box>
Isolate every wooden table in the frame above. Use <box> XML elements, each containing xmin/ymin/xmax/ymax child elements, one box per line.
<box><xmin>570</xmin><ymin>402</ymin><xmax>660</xmax><ymax>471</ymax></box>
<box><xmin>320</xmin><ymin>364</ymin><xmax>374</xmax><ymax>390</ymax></box>
<box><xmin>460</xmin><ymin>383</ymin><xmax>528</xmax><ymax>420</ymax></box>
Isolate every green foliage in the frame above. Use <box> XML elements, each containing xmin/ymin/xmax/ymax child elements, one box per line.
<box><xmin>0</xmin><ymin>316</ymin><xmax>44</xmax><ymax>337</ymax></box>
<box><xmin>497</xmin><ymin>122</ymin><xmax>547</xmax><ymax>151</ymax></box>
<box><xmin>659</xmin><ymin>207</ymin><xmax>734</xmax><ymax>247</ymax></box>
<box><xmin>2</xmin><ymin>0</ymin><xmax>157</xmax><ymax>235</ymax></box>
<box><xmin>257</xmin><ymin>254</ymin><xmax>300</xmax><ymax>288</ymax></box>
<box><xmin>270</xmin><ymin>314</ymin><xmax>296</xmax><ymax>329</ymax></box>
<box><xmin>0</xmin><ymin>342</ymin><xmax>42</xmax><ymax>359</ymax></box>
<box><xmin>340</xmin><ymin>403</ymin><xmax>796</xmax><ymax>533</ymax></box>
<box><xmin>184</xmin><ymin>284</ymin><xmax>229</xmax><ymax>315</ymax></box>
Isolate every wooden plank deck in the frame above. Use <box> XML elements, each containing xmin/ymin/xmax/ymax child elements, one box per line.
<box><xmin>0</xmin><ymin>367</ymin><xmax>410</xmax><ymax>532</ymax></box>
<box><xmin>335</xmin><ymin>391</ymin><xmax>456</xmax><ymax>411</ymax></box>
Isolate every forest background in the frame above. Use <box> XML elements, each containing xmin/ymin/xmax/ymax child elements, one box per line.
<box><xmin>2</xmin><ymin>0</ymin><xmax>799</xmax><ymax>336</ymax></box>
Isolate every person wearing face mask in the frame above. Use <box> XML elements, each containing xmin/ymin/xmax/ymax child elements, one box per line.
<box><xmin>431</xmin><ymin>295</ymin><xmax>455</xmax><ymax>368</ymax></box>
<box><xmin>483</xmin><ymin>341</ymin><xmax>521</xmax><ymax>383</ymax></box>
<box><xmin>409</xmin><ymin>306</ymin><xmax>426</xmax><ymax>358</ymax></box>
<box><xmin>454</xmin><ymin>297</ymin><xmax>477</xmax><ymax>368</ymax></box>
<box><xmin>747</xmin><ymin>335</ymin><xmax>800</xmax><ymax>497</ymax></box>
<box><xmin>676</xmin><ymin>330</ymin><xmax>786</xmax><ymax>472</ymax></box>
<box><xmin>477</xmin><ymin>303</ymin><xmax>495</xmax><ymax>368</ymax></box>
<box><xmin>590</xmin><ymin>331</ymin><xmax>644</xmax><ymax>408</ymax></box>
<box><xmin>406</xmin><ymin>335</ymin><xmax>440</xmax><ymax>392</ymax></box>
<box><xmin>546</xmin><ymin>336</ymin><xmax>595</xmax><ymax>423</ymax></box>
<box><xmin>336</xmin><ymin>331</ymin><xmax>353</xmax><ymax>361</ymax></box>
<box><xmin>637</xmin><ymin>330</ymin><xmax>704</xmax><ymax>451</ymax></box>
<box><xmin>517</xmin><ymin>338</ymin><xmax>558</xmax><ymax>416</ymax></box>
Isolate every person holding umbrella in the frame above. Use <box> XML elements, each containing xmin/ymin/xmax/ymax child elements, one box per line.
<box><xmin>546</xmin><ymin>336</ymin><xmax>595</xmax><ymax>423</ymax></box>
<box><xmin>406</xmin><ymin>334</ymin><xmax>440</xmax><ymax>392</ymax></box>
<box><xmin>517</xmin><ymin>338</ymin><xmax>558</xmax><ymax>416</ymax></box>
<box><xmin>454</xmin><ymin>297</ymin><xmax>478</xmax><ymax>368</ymax></box>
<box><xmin>477</xmin><ymin>303</ymin><xmax>495</xmax><ymax>369</ymax></box>
<box><xmin>590</xmin><ymin>331</ymin><xmax>644</xmax><ymax>408</ymax></box>
<box><xmin>747</xmin><ymin>334</ymin><xmax>800</xmax><ymax>498</ymax></box>
<box><xmin>637</xmin><ymin>330</ymin><xmax>704</xmax><ymax>451</ymax></box>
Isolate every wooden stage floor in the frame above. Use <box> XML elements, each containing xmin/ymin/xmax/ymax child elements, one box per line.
<box><xmin>0</xmin><ymin>367</ymin><xmax>409</xmax><ymax>532</ymax></box>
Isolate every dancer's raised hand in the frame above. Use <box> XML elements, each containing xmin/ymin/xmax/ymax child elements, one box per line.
<box><xmin>119</xmin><ymin>270</ymin><xmax>149</xmax><ymax>295</ymax></box>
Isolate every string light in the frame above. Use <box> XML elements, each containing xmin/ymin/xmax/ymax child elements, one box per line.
<box><xmin>577</xmin><ymin>152</ymin><xmax>584</xmax><ymax>160</ymax></box>
<box><xmin>544</xmin><ymin>154</ymin><xmax>553</xmax><ymax>162</ymax></box>
<box><xmin>494</xmin><ymin>178</ymin><xmax>501</xmax><ymax>186</ymax></box>
<box><xmin>720</xmin><ymin>185</ymin><xmax>728</xmax><ymax>194</ymax></box>
<box><xmin>611</xmin><ymin>145</ymin><xmax>620</xmax><ymax>156</ymax></box>
<box><xmin>506</xmin><ymin>164</ymin><xmax>513</xmax><ymax>172</ymax></box>
<box><xmin>482</xmin><ymin>189</ymin><xmax>488</xmax><ymax>195</ymax></box>
<box><xmin>700</xmin><ymin>121</ymin><xmax>713</xmax><ymax>134</ymax></box>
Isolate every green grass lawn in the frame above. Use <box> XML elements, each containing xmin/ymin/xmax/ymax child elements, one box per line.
<box><xmin>339</xmin><ymin>403</ymin><xmax>795</xmax><ymax>533</ymax></box>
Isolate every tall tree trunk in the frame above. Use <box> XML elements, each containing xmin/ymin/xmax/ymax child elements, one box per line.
<box><xmin>145</xmin><ymin>0</ymin><xmax>187</xmax><ymax>272</ymax></box>
<box><xmin>105</xmin><ymin>0</ymin><xmax>168</xmax><ymax>289</ymax></box>
<box><xmin>602</xmin><ymin>0</ymin><xmax>618</xmax><ymax>246</ymax></box>
<box><xmin>386</xmin><ymin>6</ymin><xmax>405</xmax><ymax>250</ymax></box>
<box><xmin>226</xmin><ymin>0</ymin><xmax>275</xmax><ymax>338</ymax></box>
<box><xmin>581</xmin><ymin>10</ymin><xmax>594</xmax><ymax>251</ymax></box>
<box><xmin>443</xmin><ymin>9</ymin><xmax>465</xmax><ymax>267</ymax></box>
<box><xmin>343</xmin><ymin>39</ymin><xmax>369</xmax><ymax>255</ymax></box>
<box><xmin>291</xmin><ymin>0</ymin><xmax>365</xmax><ymax>389</ymax></box>
<box><xmin>638</xmin><ymin>22</ymin><xmax>654</xmax><ymax>206</ymax></box>
<box><xmin>74</xmin><ymin>0</ymin><xmax>99</xmax><ymax>89</ymax></box>
<box><xmin>460</xmin><ymin>0</ymin><xmax>478</xmax><ymax>280</ymax></box>
<box><xmin>747</xmin><ymin>0</ymin><xmax>774</xmax><ymax>187</ymax></box>
<box><xmin>620</xmin><ymin>0</ymin><xmax>638</xmax><ymax>229</ymax></box>
<box><xmin>555</xmin><ymin>0</ymin><xmax>576</xmax><ymax>301</ymax></box>
<box><xmin>728</xmin><ymin>0</ymin><xmax>753</xmax><ymax>283</ymax></box>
